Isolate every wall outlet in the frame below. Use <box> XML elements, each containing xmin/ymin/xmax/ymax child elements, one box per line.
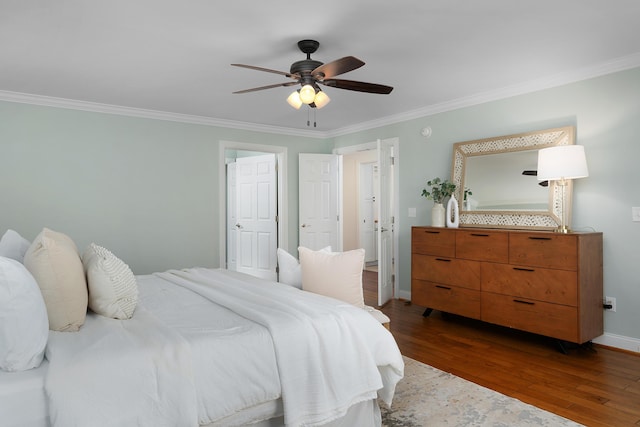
<box><xmin>633</xmin><ymin>207</ymin><xmax>640</xmax><ymax>222</ymax></box>
<box><xmin>604</xmin><ymin>296</ymin><xmax>617</xmax><ymax>312</ymax></box>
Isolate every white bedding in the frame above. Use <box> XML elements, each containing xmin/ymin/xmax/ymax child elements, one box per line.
<box><xmin>137</xmin><ymin>271</ymin><xmax>282</xmax><ymax>425</ymax></box>
<box><xmin>0</xmin><ymin>360</ymin><xmax>49</xmax><ymax>427</ymax></box>
<box><xmin>157</xmin><ymin>268</ymin><xmax>404</xmax><ymax>426</ymax></box>
<box><xmin>45</xmin><ymin>306</ymin><xmax>199</xmax><ymax>427</ymax></box>
<box><xmin>3</xmin><ymin>268</ymin><xmax>403</xmax><ymax>427</ymax></box>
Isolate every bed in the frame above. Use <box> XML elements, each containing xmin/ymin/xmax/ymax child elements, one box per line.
<box><xmin>0</xmin><ymin>229</ymin><xmax>404</xmax><ymax>427</ymax></box>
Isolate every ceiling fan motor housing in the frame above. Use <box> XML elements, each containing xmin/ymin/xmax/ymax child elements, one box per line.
<box><xmin>291</xmin><ymin>40</ymin><xmax>324</xmax><ymax>83</ymax></box>
<box><xmin>290</xmin><ymin>59</ymin><xmax>323</xmax><ymax>80</ymax></box>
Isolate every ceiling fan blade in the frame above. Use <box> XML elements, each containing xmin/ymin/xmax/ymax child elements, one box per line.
<box><xmin>312</xmin><ymin>56</ymin><xmax>365</xmax><ymax>79</ymax></box>
<box><xmin>233</xmin><ymin>81</ymin><xmax>299</xmax><ymax>94</ymax></box>
<box><xmin>320</xmin><ymin>79</ymin><xmax>393</xmax><ymax>94</ymax></box>
<box><xmin>231</xmin><ymin>64</ymin><xmax>299</xmax><ymax>79</ymax></box>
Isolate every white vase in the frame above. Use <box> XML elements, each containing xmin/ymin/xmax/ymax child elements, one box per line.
<box><xmin>431</xmin><ymin>203</ymin><xmax>445</xmax><ymax>227</ymax></box>
<box><xmin>446</xmin><ymin>195</ymin><xmax>460</xmax><ymax>228</ymax></box>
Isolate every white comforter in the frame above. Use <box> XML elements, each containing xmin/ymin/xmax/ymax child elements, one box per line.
<box><xmin>158</xmin><ymin>268</ymin><xmax>404</xmax><ymax>426</ymax></box>
<box><xmin>44</xmin><ymin>268</ymin><xmax>404</xmax><ymax>427</ymax></box>
<box><xmin>45</xmin><ymin>307</ymin><xmax>198</xmax><ymax>427</ymax></box>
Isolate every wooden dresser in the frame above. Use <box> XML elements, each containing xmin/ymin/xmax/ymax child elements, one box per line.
<box><xmin>411</xmin><ymin>226</ymin><xmax>603</xmax><ymax>345</ymax></box>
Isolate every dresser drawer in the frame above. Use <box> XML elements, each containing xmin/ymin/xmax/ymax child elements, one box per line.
<box><xmin>481</xmin><ymin>263</ymin><xmax>577</xmax><ymax>306</ymax></box>
<box><xmin>412</xmin><ymin>254</ymin><xmax>480</xmax><ymax>290</ymax></box>
<box><xmin>455</xmin><ymin>230</ymin><xmax>508</xmax><ymax>263</ymax></box>
<box><xmin>412</xmin><ymin>227</ymin><xmax>455</xmax><ymax>257</ymax></box>
<box><xmin>509</xmin><ymin>232</ymin><xmax>577</xmax><ymax>270</ymax></box>
<box><xmin>412</xmin><ymin>279</ymin><xmax>480</xmax><ymax>319</ymax></box>
<box><xmin>481</xmin><ymin>292</ymin><xmax>578</xmax><ymax>342</ymax></box>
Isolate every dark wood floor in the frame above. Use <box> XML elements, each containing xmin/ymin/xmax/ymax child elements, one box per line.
<box><xmin>362</xmin><ymin>270</ymin><xmax>640</xmax><ymax>427</ymax></box>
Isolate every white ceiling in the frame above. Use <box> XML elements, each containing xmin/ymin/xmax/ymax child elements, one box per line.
<box><xmin>2</xmin><ymin>1</ymin><xmax>639</xmax><ymax>136</ymax></box>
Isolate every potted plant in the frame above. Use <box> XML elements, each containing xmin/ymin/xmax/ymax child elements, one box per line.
<box><xmin>421</xmin><ymin>177</ymin><xmax>456</xmax><ymax>227</ymax></box>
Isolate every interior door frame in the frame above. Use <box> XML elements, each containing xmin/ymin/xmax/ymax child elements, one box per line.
<box><xmin>218</xmin><ymin>140</ymin><xmax>288</xmax><ymax>269</ymax></box>
<box><xmin>333</xmin><ymin>139</ymin><xmax>400</xmax><ymax>300</ymax></box>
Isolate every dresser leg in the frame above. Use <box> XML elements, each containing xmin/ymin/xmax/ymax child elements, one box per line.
<box><xmin>555</xmin><ymin>340</ymin><xmax>568</xmax><ymax>354</ymax></box>
<box><xmin>422</xmin><ymin>308</ymin><xmax>433</xmax><ymax>317</ymax></box>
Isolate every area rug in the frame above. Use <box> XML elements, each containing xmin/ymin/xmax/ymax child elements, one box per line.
<box><xmin>380</xmin><ymin>356</ymin><xmax>583</xmax><ymax>426</ymax></box>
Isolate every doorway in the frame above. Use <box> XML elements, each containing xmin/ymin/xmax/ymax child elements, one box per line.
<box><xmin>219</xmin><ymin>141</ymin><xmax>288</xmax><ymax>280</ymax></box>
<box><xmin>336</xmin><ymin>138</ymin><xmax>399</xmax><ymax>307</ymax></box>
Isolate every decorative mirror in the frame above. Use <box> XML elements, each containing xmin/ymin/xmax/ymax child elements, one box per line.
<box><xmin>451</xmin><ymin>126</ymin><xmax>575</xmax><ymax>230</ymax></box>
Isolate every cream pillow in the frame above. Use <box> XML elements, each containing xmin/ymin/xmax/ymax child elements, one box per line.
<box><xmin>0</xmin><ymin>256</ymin><xmax>48</xmax><ymax>371</ymax></box>
<box><xmin>299</xmin><ymin>247</ymin><xmax>365</xmax><ymax>308</ymax></box>
<box><xmin>82</xmin><ymin>243</ymin><xmax>138</xmax><ymax>319</ymax></box>
<box><xmin>0</xmin><ymin>229</ymin><xmax>31</xmax><ymax>263</ymax></box>
<box><xmin>277</xmin><ymin>246</ymin><xmax>331</xmax><ymax>289</ymax></box>
<box><xmin>23</xmin><ymin>228</ymin><xmax>88</xmax><ymax>332</ymax></box>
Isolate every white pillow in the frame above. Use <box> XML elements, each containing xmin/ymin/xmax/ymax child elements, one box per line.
<box><xmin>0</xmin><ymin>229</ymin><xmax>31</xmax><ymax>263</ymax></box>
<box><xmin>0</xmin><ymin>256</ymin><xmax>49</xmax><ymax>372</ymax></box>
<box><xmin>23</xmin><ymin>228</ymin><xmax>88</xmax><ymax>332</ymax></box>
<box><xmin>82</xmin><ymin>243</ymin><xmax>138</xmax><ymax>319</ymax></box>
<box><xmin>277</xmin><ymin>246</ymin><xmax>331</xmax><ymax>289</ymax></box>
<box><xmin>299</xmin><ymin>247</ymin><xmax>365</xmax><ymax>308</ymax></box>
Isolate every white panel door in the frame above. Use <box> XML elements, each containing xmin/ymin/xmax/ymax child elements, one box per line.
<box><xmin>299</xmin><ymin>153</ymin><xmax>340</xmax><ymax>251</ymax></box>
<box><xmin>235</xmin><ymin>154</ymin><xmax>277</xmax><ymax>280</ymax></box>
<box><xmin>226</xmin><ymin>162</ymin><xmax>237</xmax><ymax>271</ymax></box>
<box><xmin>377</xmin><ymin>139</ymin><xmax>395</xmax><ymax>306</ymax></box>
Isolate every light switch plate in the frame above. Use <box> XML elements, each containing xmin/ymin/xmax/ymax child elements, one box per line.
<box><xmin>408</xmin><ymin>208</ymin><xmax>416</xmax><ymax>218</ymax></box>
<box><xmin>632</xmin><ymin>207</ymin><xmax>640</xmax><ymax>222</ymax></box>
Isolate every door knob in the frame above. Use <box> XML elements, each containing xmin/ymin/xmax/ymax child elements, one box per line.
<box><xmin>235</xmin><ymin>223</ymin><xmax>242</xmax><ymax>229</ymax></box>
<box><xmin>301</xmin><ymin>224</ymin><xmax>311</xmax><ymax>228</ymax></box>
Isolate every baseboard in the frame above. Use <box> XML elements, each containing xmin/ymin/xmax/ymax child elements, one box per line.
<box><xmin>592</xmin><ymin>333</ymin><xmax>640</xmax><ymax>354</ymax></box>
<box><xmin>397</xmin><ymin>290</ymin><xmax>411</xmax><ymax>301</ymax></box>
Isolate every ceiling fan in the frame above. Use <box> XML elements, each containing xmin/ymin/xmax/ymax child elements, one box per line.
<box><xmin>231</xmin><ymin>39</ymin><xmax>393</xmax><ymax>110</ymax></box>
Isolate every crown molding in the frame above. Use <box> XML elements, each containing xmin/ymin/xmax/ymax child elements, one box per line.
<box><xmin>1</xmin><ymin>53</ymin><xmax>639</xmax><ymax>140</ymax></box>
<box><xmin>326</xmin><ymin>53</ymin><xmax>640</xmax><ymax>137</ymax></box>
<box><xmin>0</xmin><ymin>90</ymin><xmax>327</xmax><ymax>139</ymax></box>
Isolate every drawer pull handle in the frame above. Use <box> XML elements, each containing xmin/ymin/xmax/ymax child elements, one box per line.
<box><xmin>425</xmin><ymin>230</ymin><xmax>440</xmax><ymax>234</ymax></box>
<box><xmin>435</xmin><ymin>258</ymin><xmax>452</xmax><ymax>262</ymax></box>
<box><xmin>470</xmin><ymin>233</ymin><xmax>489</xmax><ymax>237</ymax></box>
<box><xmin>513</xmin><ymin>267</ymin><xmax>535</xmax><ymax>272</ymax></box>
<box><xmin>435</xmin><ymin>285</ymin><xmax>451</xmax><ymax>290</ymax></box>
<box><xmin>528</xmin><ymin>236</ymin><xmax>552</xmax><ymax>241</ymax></box>
<box><xmin>513</xmin><ymin>299</ymin><xmax>535</xmax><ymax>305</ymax></box>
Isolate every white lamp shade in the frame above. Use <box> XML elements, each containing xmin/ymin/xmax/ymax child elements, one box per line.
<box><xmin>286</xmin><ymin>91</ymin><xmax>302</xmax><ymax>109</ymax></box>
<box><xmin>299</xmin><ymin>84</ymin><xmax>316</xmax><ymax>104</ymax></box>
<box><xmin>313</xmin><ymin>91</ymin><xmax>330</xmax><ymax>109</ymax></box>
<box><xmin>537</xmin><ymin>145</ymin><xmax>589</xmax><ymax>181</ymax></box>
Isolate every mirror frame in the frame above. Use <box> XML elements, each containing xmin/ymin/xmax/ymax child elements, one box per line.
<box><xmin>451</xmin><ymin>126</ymin><xmax>575</xmax><ymax>230</ymax></box>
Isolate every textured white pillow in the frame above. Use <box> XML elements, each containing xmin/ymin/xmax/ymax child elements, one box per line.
<box><xmin>299</xmin><ymin>247</ymin><xmax>365</xmax><ymax>308</ymax></box>
<box><xmin>23</xmin><ymin>228</ymin><xmax>88</xmax><ymax>332</ymax></box>
<box><xmin>277</xmin><ymin>246</ymin><xmax>331</xmax><ymax>289</ymax></box>
<box><xmin>0</xmin><ymin>256</ymin><xmax>49</xmax><ymax>372</ymax></box>
<box><xmin>0</xmin><ymin>229</ymin><xmax>31</xmax><ymax>263</ymax></box>
<box><xmin>82</xmin><ymin>243</ymin><xmax>138</xmax><ymax>319</ymax></box>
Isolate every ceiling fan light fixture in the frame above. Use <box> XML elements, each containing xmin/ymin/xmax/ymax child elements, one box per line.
<box><xmin>286</xmin><ymin>90</ymin><xmax>302</xmax><ymax>109</ymax></box>
<box><xmin>299</xmin><ymin>84</ymin><xmax>316</xmax><ymax>104</ymax></box>
<box><xmin>313</xmin><ymin>90</ymin><xmax>330</xmax><ymax>109</ymax></box>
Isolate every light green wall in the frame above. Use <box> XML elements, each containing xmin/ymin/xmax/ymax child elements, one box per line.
<box><xmin>0</xmin><ymin>102</ymin><xmax>331</xmax><ymax>274</ymax></box>
<box><xmin>334</xmin><ymin>67</ymin><xmax>640</xmax><ymax>342</ymax></box>
<box><xmin>1</xmin><ymin>67</ymin><xmax>638</xmax><ymax>342</ymax></box>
